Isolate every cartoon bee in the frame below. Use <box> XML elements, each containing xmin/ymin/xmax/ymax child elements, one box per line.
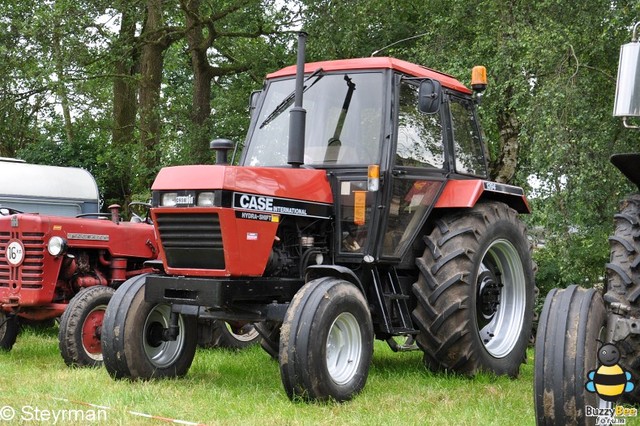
<box><xmin>585</xmin><ymin>343</ymin><xmax>635</xmax><ymax>401</ymax></box>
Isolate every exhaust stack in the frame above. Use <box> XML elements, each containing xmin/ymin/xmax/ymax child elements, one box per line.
<box><xmin>287</xmin><ymin>32</ymin><xmax>307</xmax><ymax>168</ymax></box>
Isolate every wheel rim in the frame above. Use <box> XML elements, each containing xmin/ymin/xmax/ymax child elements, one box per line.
<box><xmin>325</xmin><ymin>312</ymin><xmax>362</xmax><ymax>385</ymax></box>
<box><xmin>143</xmin><ymin>304</ymin><xmax>186</xmax><ymax>369</ymax></box>
<box><xmin>81</xmin><ymin>305</ymin><xmax>107</xmax><ymax>360</ymax></box>
<box><xmin>476</xmin><ymin>239</ymin><xmax>526</xmax><ymax>358</ymax></box>
<box><xmin>226</xmin><ymin>322</ymin><xmax>260</xmax><ymax>342</ymax></box>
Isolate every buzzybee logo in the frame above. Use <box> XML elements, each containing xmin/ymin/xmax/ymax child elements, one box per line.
<box><xmin>585</xmin><ymin>343</ymin><xmax>635</xmax><ymax>401</ymax></box>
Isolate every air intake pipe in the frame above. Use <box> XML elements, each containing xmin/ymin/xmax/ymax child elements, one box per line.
<box><xmin>287</xmin><ymin>32</ymin><xmax>307</xmax><ymax>168</ymax></box>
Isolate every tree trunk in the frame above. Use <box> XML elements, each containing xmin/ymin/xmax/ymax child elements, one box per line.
<box><xmin>138</xmin><ymin>0</ymin><xmax>166</xmax><ymax>190</ymax></box>
<box><xmin>111</xmin><ymin>3</ymin><xmax>139</xmax><ymax>203</ymax></box>
<box><xmin>184</xmin><ymin>0</ymin><xmax>215</xmax><ymax>164</ymax></box>
<box><xmin>492</xmin><ymin>109</ymin><xmax>521</xmax><ymax>184</ymax></box>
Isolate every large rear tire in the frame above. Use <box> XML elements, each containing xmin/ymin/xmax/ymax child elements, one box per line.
<box><xmin>412</xmin><ymin>201</ymin><xmax>535</xmax><ymax>376</ymax></box>
<box><xmin>59</xmin><ymin>285</ymin><xmax>114</xmax><ymax>367</ymax></box>
<box><xmin>534</xmin><ymin>285</ymin><xmax>607</xmax><ymax>425</ymax></box>
<box><xmin>279</xmin><ymin>277</ymin><xmax>373</xmax><ymax>402</ymax></box>
<box><xmin>101</xmin><ymin>274</ymin><xmax>197</xmax><ymax>379</ymax></box>
<box><xmin>603</xmin><ymin>193</ymin><xmax>640</xmax><ymax>402</ymax></box>
<box><xmin>0</xmin><ymin>312</ymin><xmax>18</xmax><ymax>351</ymax></box>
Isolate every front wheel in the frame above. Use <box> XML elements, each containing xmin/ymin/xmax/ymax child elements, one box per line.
<box><xmin>279</xmin><ymin>277</ymin><xmax>373</xmax><ymax>402</ymax></box>
<box><xmin>59</xmin><ymin>285</ymin><xmax>115</xmax><ymax>367</ymax></box>
<box><xmin>0</xmin><ymin>312</ymin><xmax>18</xmax><ymax>351</ymax></box>
<box><xmin>101</xmin><ymin>274</ymin><xmax>197</xmax><ymax>379</ymax></box>
<box><xmin>534</xmin><ymin>285</ymin><xmax>607</xmax><ymax>425</ymax></box>
<box><xmin>412</xmin><ymin>201</ymin><xmax>535</xmax><ymax>376</ymax></box>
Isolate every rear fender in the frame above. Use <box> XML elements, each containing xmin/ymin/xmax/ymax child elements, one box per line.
<box><xmin>611</xmin><ymin>154</ymin><xmax>640</xmax><ymax>190</ymax></box>
<box><xmin>434</xmin><ymin>179</ymin><xmax>531</xmax><ymax>214</ymax></box>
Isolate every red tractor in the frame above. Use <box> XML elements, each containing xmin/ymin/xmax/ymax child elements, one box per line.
<box><xmin>534</xmin><ymin>24</ymin><xmax>640</xmax><ymax>424</ymax></box>
<box><xmin>0</xmin><ymin>160</ymin><xmax>160</xmax><ymax>366</ymax></box>
<box><xmin>102</xmin><ymin>34</ymin><xmax>536</xmax><ymax>402</ymax></box>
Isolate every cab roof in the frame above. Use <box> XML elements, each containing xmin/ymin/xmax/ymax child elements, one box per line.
<box><xmin>266</xmin><ymin>57</ymin><xmax>472</xmax><ymax>94</ymax></box>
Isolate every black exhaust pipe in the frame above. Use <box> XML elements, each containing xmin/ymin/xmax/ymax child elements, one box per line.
<box><xmin>287</xmin><ymin>32</ymin><xmax>307</xmax><ymax>168</ymax></box>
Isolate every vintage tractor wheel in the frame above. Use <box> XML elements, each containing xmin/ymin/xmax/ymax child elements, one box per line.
<box><xmin>255</xmin><ymin>321</ymin><xmax>281</xmax><ymax>359</ymax></box>
<box><xmin>101</xmin><ymin>274</ymin><xmax>197</xmax><ymax>380</ymax></box>
<box><xmin>412</xmin><ymin>201</ymin><xmax>535</xmax><ymax>376</ymax></box>
<box><xmin>534</xmin><ymin>285</ymin><xmax>607</xmax><ymax>425</ymax></box>
<box><xmin>603</xmin><ymin>193</ymin><xmax>640</xmax><ymax>401</ymax></box>
<box><xmin>279</xmin><ymin>277</ymin><xmax>373</xmax><ymax>402</ymax></box>
<box><xmin>59</xmin><ymin>285</ymin><xmax>114</xmax><ymax>367</ymax></box>
<box><xmin>0</xmin><ymin>312</ymin><xmax>18</xmax><ymax>351</ymax></box>
<box><xmin>197</xmin><ymin>320</ymin><xmax>260</xmax><ymax>349</ymax></box>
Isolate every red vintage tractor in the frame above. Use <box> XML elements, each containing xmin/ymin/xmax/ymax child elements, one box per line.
<box><xmin>534</xmin><ymin>23</ymin><xmax>640</xmax><ymax>424</ymax></box>
<box><xmin>102</xmin><ymin>33</ymin><xmax>536</xmax><ymax>402</ymax></box>
<box><xmin>0</xmin><ymin>161</ymin><xmax>258</xmax><ymax>366</ymax></box>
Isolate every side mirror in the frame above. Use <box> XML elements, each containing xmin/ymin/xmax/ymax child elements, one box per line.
<box><xmin>418</xmin><ymin>79</ymin><xmax>442</xmax><ymax>114</ymax></box>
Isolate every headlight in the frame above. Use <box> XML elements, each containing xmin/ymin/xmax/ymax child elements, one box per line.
<box><xmin>161</xmin><ymin>193</ymin><xmax>178</xmax><ymax>207</ymax></box>
<box><xmin>47</xmin><ymin>236</ymin><xmax>68</xmax><ymax>256</ymax></box>
<box><xmin>197</xmin><ymin>192</ymin><xmax>216</xmax><ymax>207</ymax></box>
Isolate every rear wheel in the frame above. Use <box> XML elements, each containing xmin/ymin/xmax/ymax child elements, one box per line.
<box><xmin>0</xmin><ymin>312</ymin><xmax>18</xmax><ymax>351</ymax></box>
<box><xmin>255</xmin><ymin>321</ymin><xmax>281</xmax><ymax>359</ymax></box>
<box><xmin>279</xmin><ymin>277</ymin><xmax>373</xmax><ymax>402</ymax></box>
<box><xmin>101</xmin><ymin>274</ymin><xmax>197</xmax><ymax>379</ymax></box>
<box><xmin>412</xmin><ymin>202</ymin><xmax>535</xmax><ymax>376</ymax></box>
<box><xmin>59</xmin><ymin>285</ymin><xmax>114</xmax><ymax>367</ymax></box>
<box><xmin>534</xmin><ymin>285</ymin><xmax>607</xmax><ymax>425</ymax></box>
<box><xmin>197</xmin><ymin>320</ymin><xmax>260</xmax><ymax>349</ymax></box>
<box><xmin>603</xmin><ymin>193</ymin><xmax>640</xmax><ymax>401</ymax></box>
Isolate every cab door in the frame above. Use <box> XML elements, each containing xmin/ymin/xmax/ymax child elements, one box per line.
<box><xmin>378</xmin><ymin>78</ymin><xmax>448</xmax><ymax>261</ymax></box>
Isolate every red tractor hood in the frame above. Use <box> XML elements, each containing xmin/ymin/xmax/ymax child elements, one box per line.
<box><xmin>152</xmin><ymin>165</ymin><xmax>334</xmax><ymax>204</ymax></box>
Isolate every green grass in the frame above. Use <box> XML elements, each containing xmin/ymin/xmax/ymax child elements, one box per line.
<box><xmin>0</xmin><ymin>325</ymin><xmax>538</xmax><ymax>425</ymax></box>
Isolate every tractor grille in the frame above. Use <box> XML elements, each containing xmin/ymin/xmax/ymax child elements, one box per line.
<box><xmin>0</xmin><ymin>231</ymin><xmax>45</xmax><ymax>289</ymax></box>
<box><xmin>156</xmin><ymin>213</ymin><xmax>225</xmax><ymax>270</ymax></box>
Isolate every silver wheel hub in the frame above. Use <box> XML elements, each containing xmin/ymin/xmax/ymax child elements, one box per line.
<box><xmin>476</xmin><ymin>239</ymin><xmax>526</xmax><ymax>358</ymax></box>
<box><xmin>326</xmin><ymin>312</ymin><xmax>362</xmax><ymax>385</ymax></box>
<box><xmin>143</xmin><ymin>304</ymin><xmax>185</xmax><ymax>368</ymax></box>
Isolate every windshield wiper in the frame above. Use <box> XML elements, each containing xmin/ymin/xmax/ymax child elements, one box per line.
<box><xmin>259</xmin><ymin>67</ymin><xmax>324</xmax><ymax>129</ymax></box>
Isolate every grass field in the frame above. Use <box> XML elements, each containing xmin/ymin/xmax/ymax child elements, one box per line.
<box><xmin>1</xmin><ymin>325</ymin><xmax>538</xmax><ymax>425</ymax></box>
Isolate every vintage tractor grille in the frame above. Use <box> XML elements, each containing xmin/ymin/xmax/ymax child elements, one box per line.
<box><xmin>0</xmin><ymin>231</ymin><xmax>45</xmax><ymax>289</ymax></box>
<box><xmin>156</xmin><ymin>213</ymin><xmax>225</xmax><ymax>270</ymax></box>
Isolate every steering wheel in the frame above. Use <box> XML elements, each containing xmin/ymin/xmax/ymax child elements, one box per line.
<box><xmin>128</xmin><ymin>202</ymin><xmax>152</xmax><ymax>224</ymax></box>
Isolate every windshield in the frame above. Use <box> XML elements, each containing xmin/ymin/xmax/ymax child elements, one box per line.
<box><xmin>243</xmin><ymin>72</ymin><xmax>384</xmax><ymax>167</ymax></box>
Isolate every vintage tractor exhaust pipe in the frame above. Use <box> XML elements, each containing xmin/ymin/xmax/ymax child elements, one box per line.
<box><xmin>287</xmin><ymin>32</ymin><xmax>307</xmax><ymax>168</ymax></box>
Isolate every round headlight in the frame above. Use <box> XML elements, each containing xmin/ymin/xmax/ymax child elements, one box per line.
<box><xmin>47</xmin><ymin>236</ymin><xmax>68</xmax><ymax>256</ymax></box>
<box><xmin>197</xmin><ymin>192</ymin><xmax>215</xmax><ymax>207</ymax></box>
<box><xmin>161</xmin><ymin>193</ymin><xmax>177</xmax><ymax>207</ymax></box>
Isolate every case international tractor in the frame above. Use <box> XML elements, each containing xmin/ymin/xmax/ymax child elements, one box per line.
<box><xmin>534</xmin><ymin>23</ymin><xmax>640</xmax><ymax>424</ymax></box>
<box><xmin>0</xmin><ymin>160</ymin><xmax>257</xmax><ymax>368</ymax></box>
<box><xmin>102</xmin><ymin>33</ymin><xmax>536</xmax><ymax>402</ymax></box>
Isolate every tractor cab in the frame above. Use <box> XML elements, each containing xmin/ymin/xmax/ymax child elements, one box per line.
<box><xmin>241</xmin><ymin>57</ymin><xmax>491</xmax><ymax>263</ymax></box>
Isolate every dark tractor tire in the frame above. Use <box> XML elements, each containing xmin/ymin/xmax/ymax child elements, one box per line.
<box><xmin>59</xmin><ymin>285</ymin><xmax>115</xmax><ymax>367</ymax></box>
<box><xmin>0</xmin><ymin>312</ymin><xmax>18</xmax><ymax>351</ymax></box>
<box><xmin>603</xmin><ymin>193</ymin><xmax>640</xmax><ymax>402</ymax></box>
<box><xmin>412</xmin><ymin>201</ymin><xmax>535</xmax><ymax>376</ymax></box>
<box><xmin>534</xmin><ymin>285</ymin><xmax>607</xmax><ymax>426</ymax></box>
<box><xmin>279</xmin><ymin>277</ymin><xmax>374</xmax><ymax>402</ymax></box>
<box><xmin>255</xmin><ymin>321</ymin><xmax>281</xmax><ymax>359</ymax></box>
<box><xmin>101</xmin><ymin>274</ymin><xmax>197</xmax><ymax>380</ymax></box>
<box><xmin>197</xmin><ymin>320</ymin><xmax>260</xmax><ymax>350</ymax></box>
